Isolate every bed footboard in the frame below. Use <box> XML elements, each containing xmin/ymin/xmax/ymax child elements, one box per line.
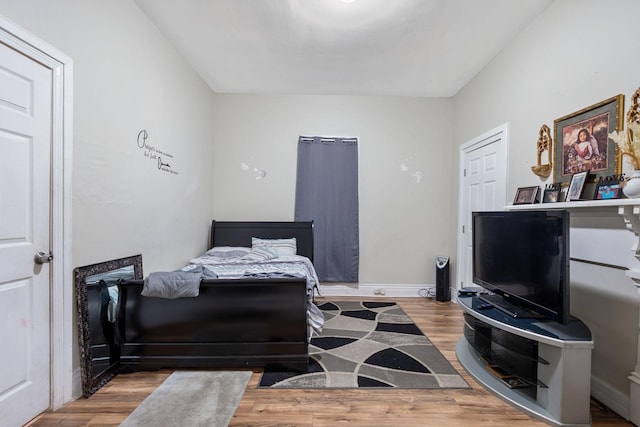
<box><xmin>117</xmin><ymin>278</ymin><xmax>309</xmax><ymax>372</ymax></box>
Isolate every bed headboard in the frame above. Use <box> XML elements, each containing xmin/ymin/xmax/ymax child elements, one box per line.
<box><xmin>210</xmin><ymin>221</ymin><xmax>314</xmax><ymax>262</ymax></box>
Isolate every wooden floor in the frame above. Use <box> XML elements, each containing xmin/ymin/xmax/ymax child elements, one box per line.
<box><xmin>29</xmin><ymin>297</ymin><xmax>632</xmax><ymax>426</ymax></box>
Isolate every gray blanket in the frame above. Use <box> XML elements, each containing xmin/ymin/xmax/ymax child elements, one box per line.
<box><xmin>141</xmin><ymin>266</ymin><xmax>217</xmax><ymax>299</ymax></box>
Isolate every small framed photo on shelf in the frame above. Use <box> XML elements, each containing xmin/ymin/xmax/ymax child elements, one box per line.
<box><xmin>543</xmin><ymin>189</ymin><xmax>562</xmax><ymax>203</ymax></box>
<box><xmin>593</xmin><ymin>175</ymin><xmax>623</xmax><ymax>200</ymax></box>
<box><xmin>513</xmin><ymin>186</ymin><xmax>539</xmax><ymax>205</ymax></box>
<box><xmin>542</xmin><ymin>183</ymin><xmax>563</xmax><ymax>203</ymax></box>
<box><xmin>566</xmin><ymin>170</ymin><xmax>589</xmax><ymax>201</ymax></box>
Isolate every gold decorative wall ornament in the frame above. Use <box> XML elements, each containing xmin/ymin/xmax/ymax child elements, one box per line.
<box><xmin>627</xmin><ymin>87</ymin><xmax>640</xmax><ymax>124</ymax></box>
<box><xmin>531</xmin><ymin>124</ymin><xmax>553</xmax><ymax>178</ymax></box>
<box><xmin>609</xmin><ymin>87</ymin><xmax>640</xmax><ymax>170</ymax></box>
<box><xmin>625</xmin><ymin>88</ymin><xmax>640</xmax><ymax>169</ymax></box>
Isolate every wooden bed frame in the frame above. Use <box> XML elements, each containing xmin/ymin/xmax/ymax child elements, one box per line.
<box><xmin>117</xmin><ymin>220</ymin><xmax>314</xmax><ymax>372</ymax></box>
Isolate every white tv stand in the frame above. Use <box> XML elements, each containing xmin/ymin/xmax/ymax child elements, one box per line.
<box><xmin>456</xmin><ymin>295</ymin><xmax>593</xmax><ymax>427</ymax></box>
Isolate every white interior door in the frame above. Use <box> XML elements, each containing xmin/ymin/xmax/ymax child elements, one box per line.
<box><xmin>456</xmin><ymin>124</ymin><xmax>508</xmax><ymax>290</ymax></box>
<box><xmin>0</xmin><ymin>41</ymin><xmax>53</xmax><ymax>427</ymax></box>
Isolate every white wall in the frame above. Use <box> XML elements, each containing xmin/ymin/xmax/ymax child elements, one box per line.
<box><xmin>0</xmin><ymin>0</ymin><xmax>217</xmax><ymax>272</ymax></box>
<box><xmin>212</xmin><ymin>94</ymin><xmax>453</xmax><ymax>285</ymax></box>
<box><xmin>3</xmin><ymin>0</ymin><xmax>638</xmax><ymax>416</ymax></box>
<box><xmin>451</xmin><ymin>0</ymin><xmax>640</xmax><ymax>419</ymax></box>
<box><xmin>0</xmin><ymin>0</ymin><xmax>217</xmax><ymax>396</ymax></box>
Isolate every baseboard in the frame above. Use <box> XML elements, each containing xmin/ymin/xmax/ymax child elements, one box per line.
<box><xmin>318</xmin><ymin>283</ymin><xmax>441</xmax><ymax>298</ymax></box>
<box><xmin>591</xmin><ymin>375</ymin><xmax>630</xmax><ymax>421</ymax></box>
<box><xmin>629</xmin><ymin>371</ymin><xmax>640</xmax><ymax>426</ymax></box>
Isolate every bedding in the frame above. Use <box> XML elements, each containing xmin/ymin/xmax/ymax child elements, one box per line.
<box><xmin>183</xmin><ymin>248</ymin><xmax>318</xmax><ymax>289</ymax></box>
<box><xmin>180</xmin><ymin>246</ymin><xmax>323</xmax><ymax>334</ymax></box>
<box><xmin>142</xmin><ymin>271</ymin><xmax>204</xmax><ymax>299</ymax></box>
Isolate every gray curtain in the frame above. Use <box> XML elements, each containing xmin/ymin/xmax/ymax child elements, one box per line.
<box><xmin>295</xmin><ymin>136</ymin><xmax>359</xmax><ymax>282</ymax></box>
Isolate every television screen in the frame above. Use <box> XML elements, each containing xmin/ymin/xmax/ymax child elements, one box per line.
<box><xmin>472</xmin><ymin>210</ymin><xmax>570</xmax><ymax>324</ymax></box>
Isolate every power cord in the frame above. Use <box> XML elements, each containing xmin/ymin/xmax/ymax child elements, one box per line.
<box><xmin>418</xmin><ymin>287</ymin><xmax>436</xmax><ymax>299</ymax></box>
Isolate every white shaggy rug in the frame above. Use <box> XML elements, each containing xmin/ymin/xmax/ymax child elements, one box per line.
<box><xmin>120</xmin><ymin>370</ymin><xmax>251</xmax><ymax>427</ymax></box>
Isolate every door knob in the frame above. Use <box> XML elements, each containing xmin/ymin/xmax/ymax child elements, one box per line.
<box><xmin>34</xmin><ymin>251</ymin><xmax>53</xmax><ymax>264</ymax></box>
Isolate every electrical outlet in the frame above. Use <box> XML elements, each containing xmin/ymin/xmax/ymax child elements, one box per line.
<box><xmin>374</xmin><ymin>288</ymin><xmax>386</xmax><ymax>296</ymax></box>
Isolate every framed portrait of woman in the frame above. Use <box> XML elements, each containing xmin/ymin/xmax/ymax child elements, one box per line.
<box><xmin>553</xmin><ymin>95</ymin><xmax>624</xmax><ymax>185</ymax></box>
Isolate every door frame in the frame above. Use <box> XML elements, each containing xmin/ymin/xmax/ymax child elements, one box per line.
<box><xmin>0</xmin><ymin>17</ymin><xmax>74</xmax><ymax>408</ymax></box>
<box><xmin>455</xmin><ymin>123</ymin><xmax>508</xmax><ymax>292</ymax></box>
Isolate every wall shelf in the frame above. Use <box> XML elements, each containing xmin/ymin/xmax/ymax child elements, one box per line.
<box><xmin>506</xmin><ymin>198</ymin><xmax>640</xmax><ymax>211</ymax></box>
<box><xmin>506</xmin><ymin>200</ymin><xmax>640</xmax><ymax>259</ymax></box>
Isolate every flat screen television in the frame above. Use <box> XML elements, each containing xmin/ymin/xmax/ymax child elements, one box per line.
<box><xmin>472</xmin><ymin>210</ymin><xmax>570</xmax><ymax>324</ymax></box>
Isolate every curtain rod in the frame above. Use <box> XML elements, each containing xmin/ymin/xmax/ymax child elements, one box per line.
<box><xmin>299</xmin><ymin>137</ymin><xmax>358</xmax><ymax>143</ymax></box>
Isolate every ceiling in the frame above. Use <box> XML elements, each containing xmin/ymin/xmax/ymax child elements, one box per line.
<box><xmin>134</xmin><ymin>0</ymin><xmax>554</xmax><ymax>97</ymax></box>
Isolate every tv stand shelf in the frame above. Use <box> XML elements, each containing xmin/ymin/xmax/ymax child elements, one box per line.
<box><xmin>478</xmin><ymin>293</ymin><xmax>546</xmax><ymax>320</ymax></box>
<box><xmin>456</xmin><ymin>295</ymin><xmax>593</xmax><ymax>427</ymax></box>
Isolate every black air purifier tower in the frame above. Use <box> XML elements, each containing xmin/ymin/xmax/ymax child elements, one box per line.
<box><xmin>435</xmin><ymin>256</ymin><xmax>450</xmax><ymax>301</ymax></box>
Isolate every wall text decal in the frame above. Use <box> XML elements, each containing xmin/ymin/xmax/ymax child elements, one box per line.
<box><xmin>137</xmin><ymin>130</ymin><xmax>179</xmax><ymax>175</ymax></box>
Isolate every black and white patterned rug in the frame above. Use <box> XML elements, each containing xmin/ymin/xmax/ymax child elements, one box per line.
<box><xmin>259</xmin><ymin>301</ymin><xmax>470</xmax><ymax>389</ymax></box>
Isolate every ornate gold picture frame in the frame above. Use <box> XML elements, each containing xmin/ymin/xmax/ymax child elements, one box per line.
<box><xmin>553</xmin><ymin>95</ymin><xmax>624</xmax><ymax>184</ymax></box>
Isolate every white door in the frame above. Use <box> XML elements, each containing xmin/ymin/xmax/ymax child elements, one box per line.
<box><xmin>0</xmin><ymin>42</ymin><xmax>53</xmax><ymax>426</ymax></box>
<box><xmin>456</xmin><ymin>124</ymin><xmax>508</xmax><ymax>290</ymax></box>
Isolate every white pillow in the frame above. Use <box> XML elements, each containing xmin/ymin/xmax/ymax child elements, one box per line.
<box><xmin>251</xmin><ymin>237</ymin><xmax>297</xmax><ymax>257</ymax></box>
